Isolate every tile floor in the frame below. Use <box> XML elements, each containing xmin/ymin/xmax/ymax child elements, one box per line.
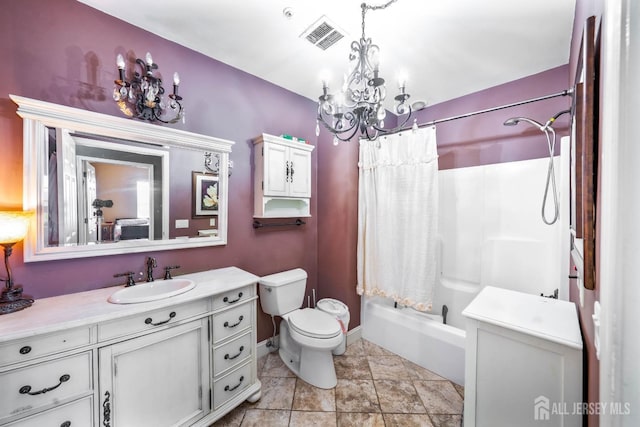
<box><xmin>213</xmin><ymin>339</ymin><xmax>464</xmax><ymax>427</ymax></box>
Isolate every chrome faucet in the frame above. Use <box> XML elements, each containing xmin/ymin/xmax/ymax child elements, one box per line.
<box><xmin>146</xmin><ymin>257</ymin><xmax>157</xmax><ymax>282</ymax></box>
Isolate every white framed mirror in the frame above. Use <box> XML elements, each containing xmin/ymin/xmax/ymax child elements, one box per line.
<box><xmin>12</xmin><ymin>95</ymin><xmax>234</xmax><ymax>262</ymax></box>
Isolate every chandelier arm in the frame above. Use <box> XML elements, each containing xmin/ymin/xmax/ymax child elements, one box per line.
<box><xmin>371</xmin><ymin>106</ymin><xmax>414</xmax><ymax>134</ymax></box>
<box><xmin>317</xmin><ymin>109</ymin><xmax>362</xmax><ymax>142</ymax></box>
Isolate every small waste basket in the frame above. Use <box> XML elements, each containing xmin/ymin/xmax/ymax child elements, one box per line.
<box><xmin>316</xmin><ymin>298</ymin><xmax>350</xmax><ymax>355</ymax></box>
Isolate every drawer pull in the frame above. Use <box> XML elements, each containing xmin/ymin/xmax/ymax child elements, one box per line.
<box><xmin>224</xmin><ymin>346</ymin><xmax>245</xmax><ymax>360</ymax></box>
<box><xmin>223</xmin><ymin>292</ymin><xmax>243</xmax><ymax>304</ymax></box>
<box><xmin>224</xmin><ymin>375</ymin><xmax>244</xmax><ymax>392</ymax></box>
<box><xmin>223</xmin><ymin>315</ymin><xmax>244</xmax><ymax>329</ymax></box>
<box><xmin>60</xmin><ymin>422</ymin><xmax>71</xmax><ymax>427</ymax></box>
<box><xmin>145</xmin><ymin>311</ymin><xmax>176</xmax><ymax>326</ymax></box>
<box><xmin>19</xmin><ymin>374</ymin><xmax>70</xmax><ymax>395</ymax></box>
<box><xmin>19</xmin><ymin>345</ymin><xmax>32</xmax><ymax>355</ymax></box>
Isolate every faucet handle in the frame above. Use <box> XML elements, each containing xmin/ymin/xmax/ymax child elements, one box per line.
<box><xmin>164</xmin><ymin>265</ymin><xmax>181</xmax><ymax>280</ymax></box>
<box><xmin>114</xmin><ymin>271</ymin><xmax>136</xmax><ymax>287</ymax></box>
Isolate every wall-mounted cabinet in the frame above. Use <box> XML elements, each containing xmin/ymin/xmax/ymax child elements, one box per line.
<box><xmin>253</xmin><ymin>134</ymin><xmax>314</xmax><ymax>218</ymax></box>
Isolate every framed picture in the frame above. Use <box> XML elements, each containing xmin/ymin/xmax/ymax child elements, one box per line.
<box><xmin>192</xmin><ymin>172</ymin><xmax>219</xmax><ymax>217</ymax></box>
<box><xmin>570</xmin><ymin>15</ymin><xmax>598</xmax><ymax>290</ymax></box>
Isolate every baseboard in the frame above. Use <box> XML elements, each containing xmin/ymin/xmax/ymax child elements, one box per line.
<box><xmin>346</xmin><ymin>325</ymin><xmax>362</xmax><ymax>346</ymax></box>
<box><xmin>257</xmin><ymin>326</ymin><xmax>362</xmax><ymax>358</ymax></box>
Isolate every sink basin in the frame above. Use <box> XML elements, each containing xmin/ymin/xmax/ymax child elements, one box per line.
<box><xmin>108</xmin><ymin>279</ymin><xmax>196</xmax><ymax>304</ymax></box>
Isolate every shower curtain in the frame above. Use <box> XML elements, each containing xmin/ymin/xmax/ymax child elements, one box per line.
<box><xmin>356</xmin><ymin>127</ymin><xmax>439</xmax><ymax>311</ymax></box>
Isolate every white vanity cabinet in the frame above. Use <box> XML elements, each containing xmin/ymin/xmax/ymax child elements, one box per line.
<box><xmin>0</xmin><ymin>267</ymin><xmax>261</xmax><ymax>427</ymax></box>
<box><xmin>253</xmin><ymin>133</ymin><xmax>314</xmax><ymax>217</ymax></box>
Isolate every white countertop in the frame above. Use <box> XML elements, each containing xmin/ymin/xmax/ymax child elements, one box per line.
<box><xmin>462</xmin><ymin>286</ymin><xmax>583</xmax><ymax>350</ymax></box>
<box><xmin>0</xmin><ymin>266</ymin><xmax>259</xmax><ymax>342</ymax></box>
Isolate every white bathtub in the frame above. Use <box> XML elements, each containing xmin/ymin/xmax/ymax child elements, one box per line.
<box><xmin>360</xmin><ymin>278</ymin><xmax>477</xmax><ymax>386</ymax></box>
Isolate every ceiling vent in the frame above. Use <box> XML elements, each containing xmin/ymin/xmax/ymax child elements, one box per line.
<box><xmin>301</xmin><ymin>15</ymin><xmax>346</xmax><ymax>50</ymax></box>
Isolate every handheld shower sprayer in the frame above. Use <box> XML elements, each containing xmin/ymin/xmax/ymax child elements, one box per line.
<box><xmin>502</xmin><ymin>109</ymin><xmax>570</xmax><ymax>225</ymax></box>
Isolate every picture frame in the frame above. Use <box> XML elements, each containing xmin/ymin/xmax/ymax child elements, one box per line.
<box><xmin>192</xmin><ymin>172</ymin><xmax>219</xmax><ymax>217</ymax></box>
<box><xmin>570</xmin><ymin>15</ymin><xmax>598</xmax><ymax>290</ymax></box>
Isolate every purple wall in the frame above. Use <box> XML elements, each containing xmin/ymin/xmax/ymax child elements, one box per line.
<box><xmin>0</xmin><ymin>0</ymin><xmax>328</xmax><ymax>341</ymax></box>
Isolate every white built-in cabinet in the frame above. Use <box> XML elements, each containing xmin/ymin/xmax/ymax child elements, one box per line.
<box><xmin>0</xmin><ymin>267</ymin><xmax>261</xmax><ymax>427</ymax></box>
<box><xmin>253</xmin><ymin>133</ymin><xmax>314</xmax><ymax>217</ymax></box>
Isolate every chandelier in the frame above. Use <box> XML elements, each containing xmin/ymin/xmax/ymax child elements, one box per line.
<box><xmin>316</xmin><ymin>0</ymin><xmax>412</xmax><ymax>144</ymax></box>
<box><xmin>113</xmin><ymin>52</ymin><xmax>184</xmax><ymax>124</ymax></box>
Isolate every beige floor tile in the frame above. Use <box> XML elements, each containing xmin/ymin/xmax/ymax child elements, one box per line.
<box><xmin>261</xmin><ymin>352</ymin><xmax>295</xmax><ymax>378</ymax></box>
<box><xmin>212</xmin><ymin>401</ymin><xmax>246</xmax><ymax>426</ymax></box>
<box><xmin>403</xmin><ymin>360</ymin><xmax>446</xmax><ymax>381</ymax></box>
<box><xmin>335</xmin><ymin>379</ymin><xmax>381</xmax><ymax>413</ymax></box>
<box><xmin>254</xmin><ymin>377</ymin><xmax>296</xmax><ymax>410</ymax></box>
<box><xmin>341</xmin><ymin>339</ymin><xmax>366</xmax><ymax>356</ymax></box>
<box><xmin>368</xmin><ymin>355</ymin><xmax>412</xmax><ymax>380</ymax></box>
<box><xmin>362</xmin><ymin>339</ymin><xmax>396</xmax><ymax>356</ymax></box>
<box><xmin>383</xmin><ymin>413</ymin><xmax>435</xmax><ymax>427</ymax></box>
<box><xmin>256</xmin><ymin>354</ymin><xmax>267</xmax><ymax>376</ymax></box>
<box><xmin>374</xmin><ymin>380</ymin><xmax>427</xmax><ymax>414</ymax></box>
<box><xmin>336</xmin><ymin>412</ymin><xmax>385</xmax><ymax>427</ymax></box>
<box><xmin>334</xmin><ymin>356</ymin><xmax>372</xmax><ymax>379</ymax></box>
<box><xmin>240</xmin><ymin>409</ymin><xmax>290</xmax><ymax>427</ymax></box>
<box><xmin>292</xmin><ymin>379</ymin><xmax>336</xmax><ymax>412</ymax></box>
<box><xmin>429</xmin><ymin>414</ymin><xmax>463</xmax><ymax>427</ymax></box>
<box><xmin>452</xmin><ymin>382</ymin><xmax>464</xmax><ymax>399</ymax></box>
<box><xmin>289</xmin><ymin>411</ymin><xmax>337</xmax><ymax>427</ymax></box>
<box><xmin>414</xmin><ymin>380</ymin><xmax>464</xmax><ymax>415</ymax></box>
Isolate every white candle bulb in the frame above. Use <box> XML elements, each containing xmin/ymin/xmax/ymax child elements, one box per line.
<box><xmin>116</xmin><ymin>54</ymin><xmax>125</xmax><ymax>69</ymax></box>
<box><xmin>145</xmin><ymin>52</ymin><xmax>153</xmax><ymax>66</ymax></box>
<box><xmin>173</xmin><ymin>72</ymin><xmax>180</xmax><ymax>86</ymax></box>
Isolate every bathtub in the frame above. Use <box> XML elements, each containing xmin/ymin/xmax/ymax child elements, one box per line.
<box><xmin>360</xmin><ymin>278</ymin><xmax>477</xmax><ymax>386</ymax></box>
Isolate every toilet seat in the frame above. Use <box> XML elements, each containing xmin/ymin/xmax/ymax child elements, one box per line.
<box><xmin>287</xmin><ymin>308</ymin><xmax>341</xmax><ymax>339</ymax></box>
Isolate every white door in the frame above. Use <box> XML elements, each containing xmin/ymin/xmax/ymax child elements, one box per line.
<box><xmin>98</xmin><ymin>320</ymin><xmax>210</xmax><ymax>427</ymax></box>
<box><xmin>288</xmin><ymin>148</ymin><xmax>312</xmax><ymax>198</ymax></box>
<box><xmin>263</xmin><ymin>142</ymin><xmax>288</xmax><ymax>197</ymax></box>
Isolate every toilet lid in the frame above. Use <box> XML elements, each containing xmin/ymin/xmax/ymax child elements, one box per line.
<box><xmin>288</xmin><ymin>308</ymin><xmax>342</xmax><ymax>339</ymax></box>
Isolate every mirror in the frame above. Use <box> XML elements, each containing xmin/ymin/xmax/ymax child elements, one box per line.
<box><xmin>12</xmin><ymin>94</ymin><xmax>234</xmax><ymax>262</ymax></box>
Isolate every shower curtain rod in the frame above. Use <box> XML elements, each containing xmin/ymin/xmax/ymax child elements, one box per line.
<box><xmin>401</xmin><ymin>88</ymin><xmax>573</xmax><ymax>131</ymax></box>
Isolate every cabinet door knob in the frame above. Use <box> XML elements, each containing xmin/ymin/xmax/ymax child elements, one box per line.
<box><xmin>290</xmin><ymin>161</ymin><xmax>294</xmax><ymax>182</ymax></box>
<box><xmin>60</xmin><ymin>421</ymin><xmax>71</xmax><ymax>427</ymax></box>
<box><xmin>19</xmin><ymin>345</ymin><xmax>32</xmax><ymax>355</ymax></box>
<box><xmin>285</xmin><ymin>161</ymin><xmax>290</xmax><ymax>182</ymax></box>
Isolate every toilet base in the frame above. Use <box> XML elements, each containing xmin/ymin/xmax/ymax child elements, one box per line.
<box><xmin>278</xmin><ymin>322</ymin><xmax>338</xmax><ymax>389</ymax></box>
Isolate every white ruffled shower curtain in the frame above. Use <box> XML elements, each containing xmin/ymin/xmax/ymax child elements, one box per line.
<box><xmin>356</xmin><ymin>127</ymin><xmax>439</xmax><ymax>311</ymax></box>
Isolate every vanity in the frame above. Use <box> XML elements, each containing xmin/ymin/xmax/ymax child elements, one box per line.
<box><xmin>0</xmin><ymin>267</ymin><xmax>261</xmax><ymax>426</ymax></box>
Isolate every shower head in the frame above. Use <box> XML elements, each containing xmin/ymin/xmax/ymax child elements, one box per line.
<box><xmin>503</xmin><ymin>116</ymin><xmax>544</xmax><ymax>129</ymax></box>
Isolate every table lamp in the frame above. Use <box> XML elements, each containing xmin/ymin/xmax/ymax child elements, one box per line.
<box><xmin>0</xmin><ymin>211</ymin><xmax>34</xmax><ymax>314</ymax></box>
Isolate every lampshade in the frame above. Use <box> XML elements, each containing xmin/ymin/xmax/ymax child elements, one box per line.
<box><xmin>0</xmin><ymin>211</ymin><xmax>32</xmax><ymax>245</ymax></box>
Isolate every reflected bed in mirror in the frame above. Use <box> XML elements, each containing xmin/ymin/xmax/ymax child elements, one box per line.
<box><xmin>12</xmin><ymin>95</ymin><xmax>234</xmax><ymax>262</ymax></box>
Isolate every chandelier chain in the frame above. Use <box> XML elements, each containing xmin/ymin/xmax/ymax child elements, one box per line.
<box><xmin>361</xmin><ymin>0</ymin><xmax>398</xmax><ymax>38</ymax></box>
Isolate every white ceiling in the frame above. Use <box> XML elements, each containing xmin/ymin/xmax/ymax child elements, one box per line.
<box><xmin>78</xmin><ymin>0</ymin><xmax>576</xmax><ymax>110</ymax></box>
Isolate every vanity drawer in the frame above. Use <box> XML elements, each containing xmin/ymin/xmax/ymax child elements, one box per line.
<box><xmin>211</xmin><ymin>302</ymin><xmax>252</xmax><ymax>343</ymax></box>
<box><xmin>212</xmin><ymin>361</ymin><xmax>253</xmax><ymax>409</ymax></box>
<box><xmin>5</xmin><ymin>395</ymin><xmax>93</xmax><ymax>427</ymax></box>
<box><xmin>0</xmin><ymin>351</ymin><xmax>92</xmax><ymax>422</ymax></box>
<box><xmin>98</xmin><ymin>299</ymin><xmax>208</xmax><ymax>341</ymax></box>
<box><xmin>213</xmin><ymin>331</ymin><xmax>253</xmax><ymax>377</ymax></box>
<box><xmin>0</xmin><ymin>327</ymin><xmax>91</xmax><ymax>367</ymax></box>
<box><xmin>212</xmin><ymin>285</ymin><xmax>254</xmax><ymax>310</ymax></box>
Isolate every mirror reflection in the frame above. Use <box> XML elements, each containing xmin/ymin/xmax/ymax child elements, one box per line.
<box><xmin>13</xmin><ymin>94</ymin><xmax>233</xmax><ymax>262</ymax></box>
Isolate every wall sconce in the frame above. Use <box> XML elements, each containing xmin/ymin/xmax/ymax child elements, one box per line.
<box><xmin>113</xmin><ymin>52</ymin><xmax>184</xmax><ymax>124</ymax></box>
<box><xmin>0</xmin><ymin>211</ymin><xmax>34</xmax><ymax>315</ymax></box>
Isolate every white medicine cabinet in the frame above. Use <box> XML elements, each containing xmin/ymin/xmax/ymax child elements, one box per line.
<box><xmin>253</xmin><ymin>134</ymin><xmax>314</xmax><ymax>218</ymax></box>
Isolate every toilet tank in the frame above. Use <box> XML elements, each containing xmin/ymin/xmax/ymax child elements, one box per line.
<box><xmin>259</xmin><ymin>268</ymin><xmax>307</xmax><ymax>316</ymax></box>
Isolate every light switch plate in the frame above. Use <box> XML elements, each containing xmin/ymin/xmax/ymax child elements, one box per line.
<box><xmin>175</xmin><ymin>219</ymin><xmax>189</xmax><ymax>229</ymax></box>
<box><xmin>209</xmin><ymin>218</ymin><xmax>216</xmax><ymax>227</ymax></box>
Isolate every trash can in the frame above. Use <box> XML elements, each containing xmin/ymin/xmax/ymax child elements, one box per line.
<box><xmin>316</xmin><ymin>298</ymin><xmax>350</xmax><ymax>355</ymax></box>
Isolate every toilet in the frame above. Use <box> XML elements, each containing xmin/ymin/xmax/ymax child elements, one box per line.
<box><xmin>259</xmin><ymin>268</ymin><xmax>343</xmax><ymax>389</ymax></box>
